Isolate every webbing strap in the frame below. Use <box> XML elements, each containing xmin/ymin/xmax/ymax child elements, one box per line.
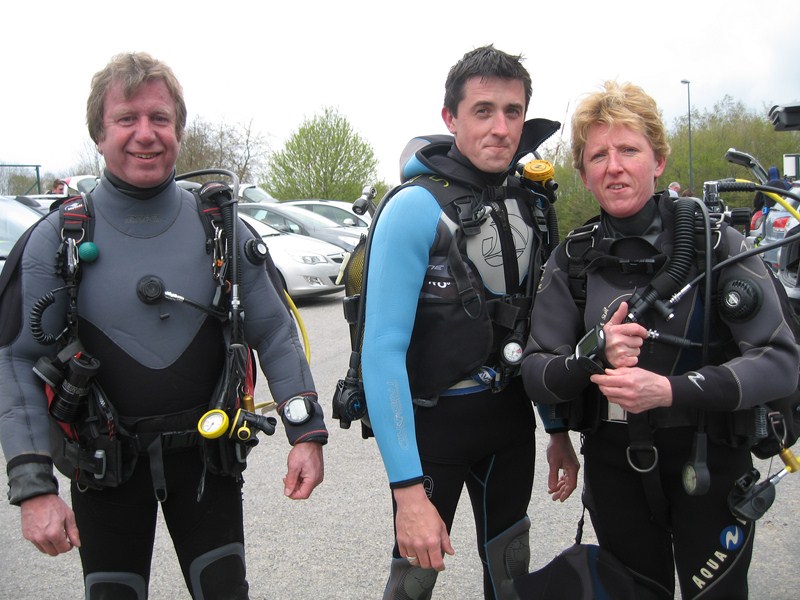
<box><xmin>445</xmin><ymin>233</ymin><xmax>482</xmax><ymax>319</ymax></box>
<box><xmin>625</xmin><ymin>413</ymin><xmax>670</xmax><ymax>529</ymax></box>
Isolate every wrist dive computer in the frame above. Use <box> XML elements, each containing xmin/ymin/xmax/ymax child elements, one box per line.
<box><xmin>282</xmin><ymin>396</ymin><xmax>313</xmax><ymax>425</ymax></box>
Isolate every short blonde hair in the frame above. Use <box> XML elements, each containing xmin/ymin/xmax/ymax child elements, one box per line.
<box><xmin>571</xmin><ymin>81</ymin><xmax>670</xmax><ymax>171</ymax></box>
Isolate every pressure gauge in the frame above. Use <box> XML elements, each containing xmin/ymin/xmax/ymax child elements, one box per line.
<box><xmin>682</xmin><ymin>432</ymin><xmax>711</xmax><ymax>496</ymax></box>
<box><xmin>501</xmin><ymin>339</ymin><xmax>524</xmax><ymax>366</ymax></box>
<box><xmin>198</xmin><ymin>409</ymin><xmax>229</xmax><ymax>439</ymax></box>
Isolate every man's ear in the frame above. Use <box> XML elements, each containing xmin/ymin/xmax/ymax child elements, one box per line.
<box><xmin>442</xmin><ymin>106</ymin><xmax>457</xmax><ymax>135</ymax></box>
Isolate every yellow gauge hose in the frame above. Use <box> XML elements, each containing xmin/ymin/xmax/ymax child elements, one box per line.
<box><xmin>736</xmin><ymin>178</ymin><xmax>800</xmax><ymax>223</ymax></box>
<box><xmin>253</xmin><ymin>290</ymin><xmax>310</xmax><ymax>414</ymax></box>
<box><xmin>284</xmin><ymin>290</ymin><xmax>310</xmax><ymax>364</ymax></box>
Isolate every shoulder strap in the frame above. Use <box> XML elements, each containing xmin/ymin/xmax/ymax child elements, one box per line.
<box><xmin>564</xmin><ymin>221</ymin><xmax>602</xmax><ymax>311</ymax></box>
<box><xmin>405</xmin><ymin>174</ymin><xmax>484</xmax><ymax>235</ymax></box>
<box><xmin>58</xmin><ymin>195</ymin><xmax>95</xmax><ymax>246</ymax></box>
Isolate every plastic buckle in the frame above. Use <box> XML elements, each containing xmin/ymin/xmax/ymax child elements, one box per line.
<box><xmin>93</xmin><ymin>449</ymin><xmax>107</xmax><ymax>480</ymax></box>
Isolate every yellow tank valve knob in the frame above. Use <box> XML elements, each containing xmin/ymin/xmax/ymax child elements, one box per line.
<box><xmin>779</xmin><ymin>447</ymin><xmax>799</xmax><ymax>473</ymax></box>
<box><xmin>522</xmin><ymin>159</ymin><xmax>555</xmax><ymax>183</ymax></box>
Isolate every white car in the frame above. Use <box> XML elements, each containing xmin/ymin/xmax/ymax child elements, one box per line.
<box><xmin>286</xmin><ymin>199</ymin><xmax>371</xmax><ymax>228</ymax></box>
<box><xmin>63</xmin><ymin>175</ymin><xmax>100</xmax><ymax>195</ymax></box>
<box><xmin>239</xmin><ymin>183</ymin><xmax>276</xmax><ymax>203</ymax></box>
<box><xmin>239</xmin><ymin>214</ymin><xmax>344</xmax><ymax>298</ymax></box>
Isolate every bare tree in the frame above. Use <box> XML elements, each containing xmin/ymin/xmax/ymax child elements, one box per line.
<box><xmin>176</xmin><ymin>117</ymin><xmax>268</xmax><ymax>183</ymax></box>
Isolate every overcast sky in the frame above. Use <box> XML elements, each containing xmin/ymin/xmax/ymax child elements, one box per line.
<box><xmin>4</xmin><ymin>0</ymin><xmax>799</xmax><ymax>187</ymax></box>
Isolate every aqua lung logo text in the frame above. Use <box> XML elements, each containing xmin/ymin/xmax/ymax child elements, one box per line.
<box><xmin>691</xmin><ymin>550</ymin><xmax>729</xmax><ymax>590</ymax></box>
<box><xmin>690</xmin><ymin>525</ymin><xmax>745</xmax><ymax>591</ymax></box>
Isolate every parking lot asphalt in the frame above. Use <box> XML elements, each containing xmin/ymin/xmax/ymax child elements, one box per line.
<box><xmin>1</xmin><ymin>291</ymin><xmax>798</xmax><ymax>599</ymax></box>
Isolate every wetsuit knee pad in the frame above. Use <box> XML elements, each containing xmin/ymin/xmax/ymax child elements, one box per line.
<box><xmin>189</xmin><ymin>542</ymin><xmax>249</xmax><ymax>600</ymax></box>
<box><xmin>382</xmin><ymin>557</ymin><xmax>438</xmax><ymax>600</ymax></box>
<box><xmin>85</xmin><ymin>572</ymin><xmax>147</xmax><ymax>600</ymax></box>
<box><xmin>485</xmin><ymin>515</ymin><xmax>531</xmax><ymax>600</ymax></box>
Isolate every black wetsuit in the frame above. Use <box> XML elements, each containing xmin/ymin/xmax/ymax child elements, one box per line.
<box><xmin>521</xmin><ymin>193</ymin><xmax>799</xmax><ymax>599</ymax></box>
<box><xmin>0</xmin><ymin>173</ymin><xmax>327</xmax><ymax>599</ymax></box>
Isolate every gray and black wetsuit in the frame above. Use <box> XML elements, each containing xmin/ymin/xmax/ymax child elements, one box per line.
<box><xmin>521</xmin><ymin>193</ymin><xmax>799</xmax><ymax>599</ymax></box>
<box><xmin>0</xmin><ymin>172</ymin><xmax>327</xmax><ymax>599</ymax></box>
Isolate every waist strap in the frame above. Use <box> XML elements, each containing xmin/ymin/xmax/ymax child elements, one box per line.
<box><xmin>439</xmin><ymin>366</ymin><xmax>505</xmax><ymax>397</ymax></box>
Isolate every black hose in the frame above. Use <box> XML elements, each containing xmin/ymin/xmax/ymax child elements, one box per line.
<box><xmin>665</xmin><ymin>198</ymin><xmax>696</xmax><ymax>287</ymax></box>
<box><xmin>627</xmin><ymin>198</ymin><xmax>696</xmax><ymax>322</ymax></box>
<box><xmin>546</xmin><ymin>201</ymin><xmax>560</xmax><ymax>252</ymax></box>
<box><xmin>30</xmin><ymin>291</ymin><xmax>58</xmax><ymax>345</ymax></box>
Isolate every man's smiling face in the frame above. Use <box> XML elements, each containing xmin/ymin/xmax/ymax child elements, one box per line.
<box><xmin>96</xmin><ymin>79</ymin><xmax>180</xmax><ymax>188</ymax></box>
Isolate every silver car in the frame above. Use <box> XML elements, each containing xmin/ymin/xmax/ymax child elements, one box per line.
<box><xmin>1</xmin><ymin>196</ymin><xmax>42</xmax><ymax>274</ymax></box>
<box><xmin>286</xmin><ymin>199</ymin><xmax>371</xmax><ymax>228</ymax></box>
<box><xmin>239</xmin><ymin>214</ymin><xmax>344</xmax><ymax>298</ymax></box>
<box><xmin>238</xmin><ymin>202</ymin><xmax>363</xmax><ymax>251</ymax></box>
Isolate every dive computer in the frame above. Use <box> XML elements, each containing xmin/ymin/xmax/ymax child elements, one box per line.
<box><xmin>574</xmin><ymin>325</ymin><xmax>606</xmax><ymax>374</ymax></box>
<box><xmin>283</xmin><ymin>396</ymin><xmax>313</xmax><ymax>426</ymax></box>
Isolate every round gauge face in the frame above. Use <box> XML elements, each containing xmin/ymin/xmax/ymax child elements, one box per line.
<box><xmin>198</xmin><ymin>410</ymin><xmax>228</xmax><ymax>438</ymax></box>
<box><xmin>503</xmin><ymin>341</ymin><xmax>523</xmax><ymax>365</ymax></box>
<box><xmin>285</xmin><ymin>398</ymin><xmax>310</xmax><ymax>424</ymax></box>
<box><xmin>682</xmin><ymin>463</ymin><xmax>697</xmax><ymax>494</ymax></box>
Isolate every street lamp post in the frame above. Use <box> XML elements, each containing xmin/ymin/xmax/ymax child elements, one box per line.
<box><xmin>681</xmin><ymin>79</ymin><xmax>693</xmax><ymax>193</ymax></box>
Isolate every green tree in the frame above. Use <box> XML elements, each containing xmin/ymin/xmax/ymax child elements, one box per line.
<box><xmin>264</xmin><ymin>107</ymin><xmax>387</xmax><ymax>201</ymax></box>
<box><xmin>665</xmin><ymin>97</ymin><xmax>800</xmax><ymax>207</ymax></box>
<box><xmin>550</xmin><ymin>98</ymin><xmax>800</xmax><ymax>236</ymax></box>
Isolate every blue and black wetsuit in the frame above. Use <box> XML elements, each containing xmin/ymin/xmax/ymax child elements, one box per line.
<box><xmin>362</xmin><ymin>136</ymin><xmax>553</xmax><ymax>599</ymax></box>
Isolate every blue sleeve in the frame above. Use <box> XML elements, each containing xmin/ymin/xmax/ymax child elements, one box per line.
<box><xmin>361</xmin><ymin>186</ymin><xmax>441</xmax><ymax>485</ymax></box>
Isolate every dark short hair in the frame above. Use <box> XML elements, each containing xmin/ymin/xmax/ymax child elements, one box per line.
<box><xmin>86</xmin><ymin>52</ymin><xmax>187</xmax><ymax>143</ymax></box>
<box><xmin>444</xmin><ymin>45</ymin><xmax>532</xmax><ymax>116</ymax></box>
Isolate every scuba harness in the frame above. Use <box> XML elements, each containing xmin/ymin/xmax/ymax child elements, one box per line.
<box><xmin>333</xmin><ymin>122</ymin><xmax>561</xmax><ymax>435</ymax></box>
<box><xmin>27</xmin><ymin>173</ymin><xmax>282</xmax><ymax>500</ymax></box>
<box><xmin>552</xmin><ymin>188</ymin><xmax>800</xmax><ymax>521</ymax></box>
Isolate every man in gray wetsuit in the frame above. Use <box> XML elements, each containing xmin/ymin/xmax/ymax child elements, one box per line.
<box><xmin>0</xmin><ymin>52</ymin><xmax>327</xmax><ymax>600</ymax></box>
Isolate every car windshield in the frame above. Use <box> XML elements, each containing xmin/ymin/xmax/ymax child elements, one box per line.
<box><xmin>275</xmin><ymin>205</ymin><xmax>342</xmax><ymax>228</ymax></box>
<box><xmin>239</xmin><ymin>214</ymin><xmax>282</xmax><ymax>237</ymax></box>
<box><xmin>1</xmin><ymin>197</ymin><xmax>41</xmax><ymax>259</ymax></box>
<box><xmin>241</xmin><ymin>186</ymin><xmax>274</xmax><ymax>203</ymax></box>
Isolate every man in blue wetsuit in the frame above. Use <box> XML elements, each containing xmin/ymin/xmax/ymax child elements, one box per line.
<box><xmin>360</xmin><ymin>45</ymin><xmax>580</xmax><ymax>600</ymax></box>
<box><xmin>0</xmin><ymin>52</ymin><xmax>327</xmax><ymax>599</ymax></box>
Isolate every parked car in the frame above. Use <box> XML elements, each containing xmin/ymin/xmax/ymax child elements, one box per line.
<box><xmin>238</xmin><ymin>202</ymin><xmax>363</xmax><ymax>251</ymax></box>
<box><xmin>239</xmin><ymin>183</ymin><xmax>276</xmax><ymax>204</ymax></box>
<box><xmin>286</xmin><ymin>199</ymin><xmax>371</xmax><ymax>228</ymax></box>
<box><xmin>13</xmin><ymin>195</ymin><xmax>52</xmax><ymax>214</ymax></box>
<box><xmin>725</xmin><ymin>148</ymin><xmax>800</xmax><ymax>271</ymax></box>
<box><xmin>239</xmin><ymin>214</ymin><xmax>344</xmax><ymax>298</ymax></box>
<box><xmin>63</xmin><ymin>175</ymin><xmax>100</xmax><ymax>195</ymax></box>
<box><xmin>760</xmin><ymin>190</ymin><xmax>800</xmax><ymax>271</ymax></box>
<box><xmin>1</xmin><ymin>195</ymin><xmax>42</xmax><ymax>273</ymax></box>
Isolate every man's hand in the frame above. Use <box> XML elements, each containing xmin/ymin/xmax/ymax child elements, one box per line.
<box><xmin>393</xmin><ymin>484</ymin><xmax>454</xmax><ymax>572</ymax></box>
<box><xmin>546</xmin><ymin>432</ymin><xmax>580</xmax><ymax>502</ymax></box>
<box><xmin>21</xmin><ymin>494</ymin><xmax>80</xmax><ymax>556</ymax></box>
<box><xmin>283</xmin><ymin>441</ymin><xmax>324</xmax><ymax>499</ymax></box>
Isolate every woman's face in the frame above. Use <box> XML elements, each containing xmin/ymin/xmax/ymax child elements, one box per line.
<box><xmin>580</xmin><ymin>123</ymin><xmax>666</xmax><ymax>218</ymax></box>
